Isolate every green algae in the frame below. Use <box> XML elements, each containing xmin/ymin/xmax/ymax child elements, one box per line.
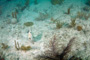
<box><xmin>24</xmin><ymin>22</ymin><xmax>34</xmax><ymax>27</ymax></box>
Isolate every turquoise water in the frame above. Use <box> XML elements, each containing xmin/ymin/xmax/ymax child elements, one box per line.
<box><xmin>0</xmin><ymin>0</ymin><xmax>90</xmax><ymax>60</ymax></box>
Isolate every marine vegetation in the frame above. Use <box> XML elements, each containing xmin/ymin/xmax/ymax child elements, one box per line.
<box><xmin>51</xmin><ymin>0</ymin><xmax>64</xmax><ymax>5</ymax></box>
<box><xmin>50</xmin><ymin>17</ymin><xmax>57</xmax><ymax>23</ymax></box>
<box><xmin>12</xmin><ymin>11</ymin><xmax>17</xmax><ymax>19</ymax></box>
<box><xmin>37</xmin><ymin>35</ymin><xmax>81</xmax><ymax>60</ymax></box>
<box><xmin>56</xmin><ymin>21</ymin><xmax>63</xmax><ymax>29</ymax></box>
<box><xmin>24</xmin><ymin>22</ymin><xmax>34</xmax><ymax>27</ymax></box>
<box><xmin>1</xmin><ymin>43</ymin><xmax>9</xmax><ymax>49</ymax></box>
<box><xmin>11</xmin><ymin>10</ymin><xmax>18</xmax><ymax>24</ymax></box>
<box><xmin>65</xmin><ymin>7</ymin><xmax>71</xmax><ymax>14</ymax></box>
<box><xmin>77</xmin><ymin>11</ymin><xmax>90</xmax><ymax>20</ymax></box>
<box><xmin>15</xmin><ymin>40</ymin><xmax>20</xmax><ymax>50</ymax></box>
<box><xmin>69</xmin><ymin>18</ymin><xmax>76</xmax><ymax>27</ymax></box>
<box><xmin>21</xmin><ymin>0</ymin><xmax>30</xmax><ymax>11</ymax></box>
<box><xmin>14</xmin><ymin>40</ymin><xmax>31</xmax><ymax>51</ymax></box>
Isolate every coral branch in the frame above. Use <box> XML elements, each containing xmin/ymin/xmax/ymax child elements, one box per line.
<box><xmin>14</xmin><ymin>40</ymin><xmax>20</xmax><ymax>50</ymax></box>
<box><xmin>37</xmin><ymin>36</ymin><xmax>76</xmax><ymax>60</ymax></box>
<box><xmin>59</xmin><ymin>37</ymin><xmax>75</xmax><ymax>60</ymax></box>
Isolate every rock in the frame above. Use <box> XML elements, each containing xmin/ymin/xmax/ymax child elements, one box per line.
<box><xmin>11</xmin><ymin>18</ymin><xmax>17</xmax><ymax>24</ymax></box>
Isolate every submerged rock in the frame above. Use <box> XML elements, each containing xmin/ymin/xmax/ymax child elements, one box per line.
<box><xmin>11</xmin><ymin>18</ymin><xmax>17</xmax><ymax>24</ymax></box>
<box><xmin>24</xmin><ymin>22</ymin><xmax>34</xmax><ymax>27</ymax></box>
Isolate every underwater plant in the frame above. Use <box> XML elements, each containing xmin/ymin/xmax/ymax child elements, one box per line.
<box><xmin>69</xmin><ymin>18</ymin><xmax>76</xmax><ymax>28</ymax></box>
<box><xmin>77</xmin><ymin>11</ymin><xmax>90</xmax><ymax>20</ymax></box>
<box><xmin>77</xmin><ymin>11</ymin><xmax>84</xmax><ymax>19</ymax></box>
<box><xmin>14</xmin><ymin>40</ymin><xmax>31</xmax><ymax>51</ymax></box>
<box><xmin>56</xmin><ymin>21</ymin><xmax>63</xmax><ymax>29</ymax></box>
<box><xmin>11</xmin><ymin>10</ymin><xmax>18</xmax><ymax>24</ymax></box>
<box><xmin>37</xmin><ymin>35</ymin><xmax>76</xmax><ymax>60</ymax></box>
<box><xmin>24</xmin><ymin>22</ymin><xmax>34</xmax><ymax>27</ymax></box>
<box><xmin>51</xmin><ymin>0</ymin><xmax>64</xmax><ymax>5</ymax></box>
<box><xmin>50</xmin><ymin>17</ymin><xmax>57</xmax><ymax>23</ymax></box>
<box><xmin>83</xmin><ymin>13</ymin><xmax>90</xmax><ymax>20</ymax></box>
<box><xmin>20</xmin><ymin>0</ymin><xmax>30</xmax><ymax>11</ymax></box>
<box><xmin>1</xmin><ymin>43</ymin><xmax>9</xmax><ymax>49</ymax></box>
<box><xmin>12</xmin><ymin>11</ymin><xmax>17</xmax><ymax>19</ymax></box>
<box><xmin>65</xmin><ymin>5</ymin><xmax>73</xmax><ymax>14</ymax></box>
<box><xmin>65</xmin><ymin>7</ymin><xmax>71</xmax><ymax>14</ymax></box>
<box><xmin>15</xmin><ymin>40</ymin><xmax>20</xmax><ymax>50</ymax></box>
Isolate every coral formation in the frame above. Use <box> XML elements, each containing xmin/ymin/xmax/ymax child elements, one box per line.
<box><xmin>15</xmin><ymin>40</ymin><xmax>20</xmax><ymax>50</ymax></box>
<box><xmin>51</xmin><ymin>0</ymin><xmax>64</xmax><ymax>5</ymax></box>
<box><xmin>14</xmin><ymin>40</ymin><xmax>31</xmax><ymax>51</ymax></box>
<box><xmin>24</xmin><ymin>22</ymin><xmax>34</xmax><ymax>27</ymax></box>
<box><xmin>37</xmin><ymin>35</ymin><xmax>76</xmax><ymax>60</ymax></box>
<box><xmin>77</xmin><ymin>26</ymin><xmax>83</xmax><ymax>31</ymax></box>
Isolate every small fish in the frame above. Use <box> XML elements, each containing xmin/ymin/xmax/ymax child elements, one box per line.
<box><xmin>28</xmin><ymin>30</ymin><xmax>34</xmax><ymax>44</ymax></box>
<box><xmin>28</xmin><ymin>31</ymin><xmax>32</xmax><ymax>40</ymax></box>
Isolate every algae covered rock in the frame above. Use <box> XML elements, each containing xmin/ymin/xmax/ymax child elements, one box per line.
<box><xmin>24</xmin><ymin>22</ymin><xmax>34</xmax><ymax>27</ymax></box>
<box><xmin>21</xmin><ymin>45</ymin><xmax>31</xmax><ymax>51</ymax></box>
<box><xmin>51</xmin><ymin>0</ymin><xmax>64</xmax><ymax>5</ymax></box>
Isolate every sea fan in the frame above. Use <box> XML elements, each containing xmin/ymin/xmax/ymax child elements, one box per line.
<box><xmin>37</xmin><ymin>35</ymin><xmax>76</xmax><ymax>60</ymax></box>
